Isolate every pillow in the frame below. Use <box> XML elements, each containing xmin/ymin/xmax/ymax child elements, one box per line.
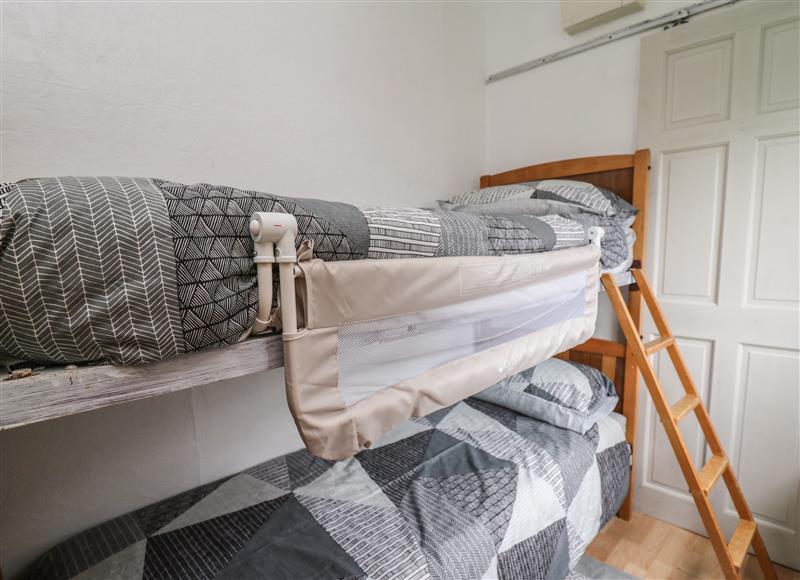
<box><xmin>443</xmin><ymin>197</ymin><xmax>592</xmax><ymax>217</ymax></box>
<box><xmin>473</xmin><ymin>357</ymin><xmax>618</xmax><ymax>434</ymax></box>
<box><xmin>439</xmin><ymin>184</ymin><xmax>536</xmax><ymax>208</ymax></box>
<box><xmin>442</xmin><ymin>180</ymin><xmax>637</xmax><ymax>219</ymax></box>
<box><xmin>523</xmin><ymin>179</ymin><xmax>616</xmax><ymax>216</ymax></box>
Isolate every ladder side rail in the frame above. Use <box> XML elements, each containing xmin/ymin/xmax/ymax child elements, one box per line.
<box><xmin>618</xmin><ymin>148</ymin><xmax>650</xmax><ymax>521</ymax></box>
<box><xmin>631</xmin><ymin>270</ymin><xmax>727</xmax><ymax>457</ymax></box>
<box><xmin>619</xmin><ymin>287</ymin><xmax>643</xmax><ymax>520</ymax></box>
<box><xmin>602</xmin><ymin>273</ymin><xmax>741</xmax><ymax>579</ymax></box>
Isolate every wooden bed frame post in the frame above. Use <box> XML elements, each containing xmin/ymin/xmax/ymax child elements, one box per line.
<box><xmin>618</xmin><ymin>148</ymin><xmax>650</xmax><ymax>520</ymax></box>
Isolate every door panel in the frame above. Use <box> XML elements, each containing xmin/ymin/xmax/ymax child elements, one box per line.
<box><xmin>748</xmin><ymin>134</ymin><xmax>800</xmax><ymax>305</ymax></box>
<box><xmin>658</xmin><ymin>146</ymin><xmax>727</xmax><ymax>302</ymax></box>
<box><xmin>760</xmin><ymin>18</ymin><xmax>800</xmax><ymax>114</ymax></box>
<box><xmin>665</xmin><ymin>37</ymin><xmax>733</xmax><ymax>129</ymax></box>
<box><xmin>636</xmin><ymin>2</ymin><xmax>800</xmax><ymax>568</ymax></box>
<box><xmin>731</xmin><ymin>346</ymin><xmax>799</xmax><ymax>527</ymax></box>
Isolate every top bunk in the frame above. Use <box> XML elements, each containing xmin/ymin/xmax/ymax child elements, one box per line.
<box><xmin>0</xmin><ymin>150</ymin><xmax>650</xmax><ymax>431</ymax></box>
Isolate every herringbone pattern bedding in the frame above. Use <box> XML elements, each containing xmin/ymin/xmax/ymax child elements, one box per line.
<box><xmin>0</xmin><ymin>177</ymin><xmax>182</xmax><ymax>364</ymax></box>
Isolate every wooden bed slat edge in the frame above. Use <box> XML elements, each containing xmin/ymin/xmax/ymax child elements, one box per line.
<box><xmin>0</xmin><ymin>335</ymin><xmax>284</xmax><ymax>430</ymax></box>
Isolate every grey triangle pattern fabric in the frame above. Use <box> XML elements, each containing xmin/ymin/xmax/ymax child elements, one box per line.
<box><xmin>244</xmin><ymin>454</ymin><xmax>292</xmax><ymax>491</ymax></box>
<box><xmin>31</xmin><ymin>514</ymin><xmax>145</xmax><ymax>580</ymax></box>
<box><xmin>480</xmin><ymin>215</ymin><xmax>547</xmax><ymax>255</ymax></box>
<box><xmin>214</xmin><ymin>495</ymin><xmax>365</xmax><ymax>580</ymax></box>
<box><xmin>513</xmin><ymin>414</ymin><xmax>597</xmax><ymax>505</ymax></box>
<box><xmin>400</xmin><ymin>480</ymin><xmax>496</xmax><ymax>580</ymax></box>
<box><xmin>142</xmin><ymin>495</ymin><xmax>290</xmax><ymax>580</ymax></box>
<box><xmin>433</xmin><ymin>210</ymin><xmax>490</xmax><ymax>257</ymax></box>
<box><xmin>134</xmin><ymin>478</ymin><xmax>233</xmax><ymax>536</ymax></box>
<box><xmin>29</xmin><ymin>401</ymin><xmax>631</xmax><ymax>580</ymax></box>
<box><xmin>418</xmin><ymin>467</ymin><xmax>517</xmax><ymax>547</ymax></box>
<box><xmin>447</xmin><ymin>427</ymin><xmax>568</xmax><ymax>509</ymax></box>
<box><xmin>358</xmin><ymin>429</ymin><xmax>434</xmax><ymax>483</ymax></box>
<box><xmin>283</xmin><ymin>449</ymin><xmax>335</xmax><ymax>488</ymax></box>
<box><xmin>298</xmin><ymin>495</ymin><xmax>429</xmax><ymax>580</ymax></box>
<box><xmin>154</xmin><ymin>180</ymin><xmax>361</xmax><ymax>351</ymax></box>
<box><xmin>497</xmin><ymin>518</ymin><xmax>567</xmax><ymax>580</ymax></box>
<box><xmin>597</xmin><ymin>442</ymin><xmax>632</xmax><ymax>525</ymax></box>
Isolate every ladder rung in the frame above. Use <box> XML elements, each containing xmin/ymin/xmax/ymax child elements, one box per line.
<box><xmin>728</xmin><ymin>519</ymin><xmax>757</xmax><ymax>569</ymax></box>
<box><xmin>670</xmin><ymin>394</ymin><xmax>700</xmax><ymax>422</ymax></box>
<box><xmin>644</xmin><ymin>335</ymin><xmax>675</xmax><ymax>355</ymax></box>
<box><xmin>697</xmin><ymin>455</ymin><xmax>728</xmax><ymax>492</ymax></box>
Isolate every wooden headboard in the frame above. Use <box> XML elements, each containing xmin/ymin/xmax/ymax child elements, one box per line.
<box><xmin>480</xmin><ymin>149</ymin><xmax>650</xmax><ymax>520</ymax></box>
<box><xmin>480</xmin><ymin>150</ymin><xmax>650</xmax><ymax>271</ymax></box>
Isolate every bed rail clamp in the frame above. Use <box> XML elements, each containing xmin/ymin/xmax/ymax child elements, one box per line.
<box><xmin>249</xmin><ymin>212</ymin><xmax>299</xmax><ymax>334</ymax></box>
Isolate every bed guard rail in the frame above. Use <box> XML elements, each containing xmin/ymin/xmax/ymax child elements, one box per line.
<box><xmin>250</xmin><ymin>211</ymin><xmax>602</xmax><ymax>459</ymax></box>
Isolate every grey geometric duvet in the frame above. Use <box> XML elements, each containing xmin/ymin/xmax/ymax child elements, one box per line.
<box><xmin>0</xmin><ymin>178</ymin><xmax>631</xmax><ymax>365</ymax></box>
<box><xmin>27</xmin><ymin>399</ymin><xmax>631</xmax><ymax>580</ymax></box>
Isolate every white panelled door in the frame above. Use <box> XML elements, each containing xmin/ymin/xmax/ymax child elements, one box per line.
<box><xmin>636</xmin><ymin>1</ymin><xmax>799</xmax><ymax>568</ymax></box>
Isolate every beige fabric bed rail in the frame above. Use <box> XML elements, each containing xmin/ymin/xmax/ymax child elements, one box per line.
<box><xmin>251</xmin><ymin>212</ymin><xmax>601</xmax><ymax>459</ymax></box>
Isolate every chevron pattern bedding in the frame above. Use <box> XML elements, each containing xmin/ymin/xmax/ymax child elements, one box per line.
<box><xmin>27</xmin><ymin>400</ymin><xmax>631</xmax><ymax>580</ymax></box>
<box><xmin>0</xmin><ymin>178</ymin><xmax>632</xmax><ymax>365</ymax></box>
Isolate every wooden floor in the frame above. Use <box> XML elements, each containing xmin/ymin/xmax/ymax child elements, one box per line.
<box><xmin>586</xmin><ymin>513</ymin><xmax>799</xmax><ymax>580</ymax></box>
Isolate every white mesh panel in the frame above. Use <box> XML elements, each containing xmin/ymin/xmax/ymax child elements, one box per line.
<box><xmin>337</xmin><ymin>270</ymin><xmax>589</xmax><ymax>405</ymax></box>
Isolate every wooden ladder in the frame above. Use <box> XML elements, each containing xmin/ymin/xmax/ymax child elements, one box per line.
<box><xmin>603</xmin><ymin>269</ymin><xmax>778</xmax><ymax>580</ymax></box>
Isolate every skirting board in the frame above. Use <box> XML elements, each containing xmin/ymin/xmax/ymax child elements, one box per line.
<box><xmin>0</xmin><ymin>334</ymin><xmax>284</xmax><ymax>431</ymax></box>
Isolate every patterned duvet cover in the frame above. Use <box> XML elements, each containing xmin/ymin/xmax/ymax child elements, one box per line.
<box><xmin>0</xmin><ymin>178</ymin><xmax>631</xmax><ymax>366</ymax></box>
<box><xmin>27</xmin><ymin>399</ymin><xmax>631</xmax><ymax>580</ymax></box>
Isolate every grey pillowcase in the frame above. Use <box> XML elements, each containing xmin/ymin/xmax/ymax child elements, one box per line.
<box><xmin>441</xmin><ymin>180</ymin><xmax>636</xmax><ymax>220</ymax></box>
<box><xmin>474</xmin><ymin>357</ymin><xmax>618</xmax><ymax>434</ymax></box>
<box><xmin>523</xmin><ymin>179</ymin><xmax>615</xmax><ymax>216</ymax></box>
<box><xmin>441</xmin><ymin>197</ymin><xmax>600</xmax><ymax>217</ymax></box>
<box><xmin>442</xmin><ymin>184</ymin><xmax>537</xmax><ymax>207</ymax></box>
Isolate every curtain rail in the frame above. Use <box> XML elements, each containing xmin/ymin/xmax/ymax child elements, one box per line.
<box><xmin>486</xmin><ymin>0</ymin><xmax>740</xmax><ymax>84</ymax></box>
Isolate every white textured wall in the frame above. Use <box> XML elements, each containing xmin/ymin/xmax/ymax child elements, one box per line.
<box><xmin>484</xmin><ymin>0</ymin><xmax>696</xmax><ymax>172</ymax></box>
<box><xmin>0</xmin><ymin>2</ymin><xmax>484</xmax><ymax>577</ymax></box>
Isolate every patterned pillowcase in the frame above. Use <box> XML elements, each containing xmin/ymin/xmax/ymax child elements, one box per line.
<box><xmin>524</xmin><ymin>179</ymin><xmax>615</xmax><ymax>216</ymax></box>
<box><xmin>439</xmin><ymin>184</ymin><xmax>536</xmax><ymax>208</ymax></box>
<box><xmin>473</xmin><ymin>357</ymin><xmax>618</xmax><ymax>434</ymax></box>
<box><xmin>441</xmin><ymin>181</ymin><xmax>636</xmax><ymax>220</ymax></box>
<box><xmin>442</xmin><ymin>197</ymin><xmax>587</xmax><ymax>217</ymax></box>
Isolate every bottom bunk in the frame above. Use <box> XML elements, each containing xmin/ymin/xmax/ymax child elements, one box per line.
<box><xmin>28</xmin><ymin>400</ymin><xmax>630</xmax><ymax>580</ymax></box>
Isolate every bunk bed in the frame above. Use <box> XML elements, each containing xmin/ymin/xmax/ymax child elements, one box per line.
<box><xmin>0</xmin><ymin>151</ymin><xmax>648</xmax><ymax>445</ymax></box>
<box><xmin>4</xmin><ymin>150</ymin><xmax>651</xmax><ymax>580</ymax></box>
